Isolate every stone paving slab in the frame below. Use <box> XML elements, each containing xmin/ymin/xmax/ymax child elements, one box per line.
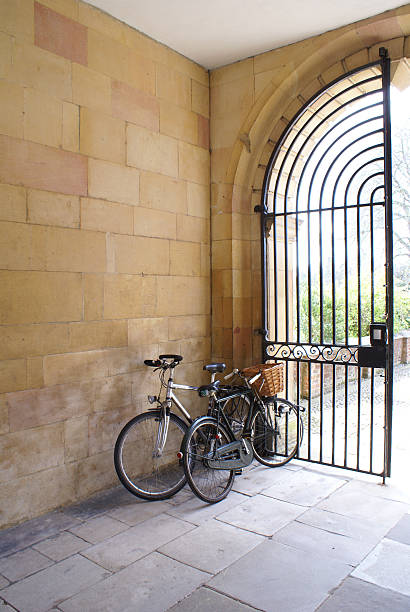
<box><xmin>159</xmin><ymin>518</ymin><xmax>264</xmax><ymax>574</ymax></box>
<box><xmin>295</xmin><ymin>507</ymin><xmax>381</xmax><ymax>543</ymax></box>
<box><xmin>231</xmin><ymin>464</ymin><xmax>296</xmax><ymax>496</ymax></box>
<box><xmin>33</xmin><ymin>532</ymin><xmax>90</xmax><ymax>562</ymax></box>
<box><xmin>0</xmin><ymin>554</ymin><xmax>110</xmax><ymax>612</ymax></box>
<box><xmin>317</xmin><ymin>576</ymin><xmax>410</xmax><ymax>611</ymax></box>
<box><xmin>0</xmin><ymin>577</ymin><xmax>10</xmax><ymax>590</ymax></box>
<box><xmin>59</xmin><ymin>552</ymin><xmax>209</xmax><ymax>612</ymax></box>
<box><xmin>82</xmin><ymin>513</ymin><xmax>195</xmax><ymax>571</ymax></box>
<box><xmin>207</xmin><ymin>539</ymin><xmax>351</xmax><ymax>612</ymax></box>
<box><xmin>167</xmin><ymin>586</ymin><xmax>259</xmax><ymax>611</ymax></box>
<box><xmin>68</xmin><ymin>514</ymin><xmax>129</xmax><ymax>544</ymax></box>
<box><xmin>352</xmin><ymin>538</ymin><xmax>410</xmax><ymax>597</ymax></box>
<box><xmin>385</xmin><ymin>513</ymin><xmax>410</xmax><ymax>545</ymax></box>
<box><xmin>262</xmin><ymin>469</ymin><xmax>346</xmax><ymax>507</ymax></box>
<box><xmin>0</xmin><ymin>548</ymin><xmax>53</xmax><ymax>582</ymax></box>
<box><xmin>166</xmin><ymin>491</ymin><xmax>247</xmax><ymax>525</ymax></box>
<box><xmin>61</xmin><ymin>486</ymin><xmax>135</xmax><ymax>521</ymax></box>
<box><xmin>216</xmin><ymin>493</ymin><xmax>305</xmax><ymax>536</ymax></box>
<box><xmin>107</xmin><ymin>498</ymin><xmax>173</xmax><ymax>526</ymax></box>
<box><xmin>0</xmin><ymin>511</ymin><xmax>81</xmax><ymax>558</ymax></box>
<box><xmin>272</xmin><ymin>520</ymin><xmax>376</xmax><ymax>566</ymax></box>
<box><xmin>317</xmin><ymin>481</ymin><xmax>408</xmax><ymax>533</ymax></box>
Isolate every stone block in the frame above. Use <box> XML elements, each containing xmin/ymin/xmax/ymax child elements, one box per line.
<box><xmin>11</xmin><ymin>43</ymin><xmax>72</xmax><ymax>100</ymax></box>
<box><xmin>112</xmin><ymin>234</ymin><xmax>169</xmax><ymax>275</ymax></box>
<box><xmin>201</xmin><ymin>243</ymin><xmax>210</xmax><ymax>277</ymax></box>
<box><xmin>27</xmin><ymin>356</ymin><xmax>44</xmax><ymax>388</ymax></box>
<box><xmin>212</xmin><ymin>212</ymin><xmax>232</xmax><ymax>241</ymax></box>
<box><xmin>187</xmin><ymin>182</ymin><xmax>209</xmax><ymax>218</ymax></box>
<box><xmin>211</xmin><ymin>57</ymin><xmax>253</xmax><ymax>87</ymax></box>
<box><xmin>191</xmin><ymin>80</ymin><xmax>209</xmax><ymax>117</ymax></box>
<box><xmin>81</xmin><ymin>197</ymin><xmax>133</xmax><ymax>235</ymax></box>
<box><xmin>28</xmin><ymin>189</ymin><xmax>80</xmax><ymax>228</ymax></box>
<box><xmin>0</xmin><ymin>359</ymin><xmax>27</xmax><ymax>394</ymax></box>
<box><xmin>0</xmin><ymin>423</ymin><xmax>65</xmax><ymax>484</ymax></box>
<box><xmin>78</xmin><ymin>1</ymin><xmax>127</xmax><ymax>42</ymax></box>
<box><xmin>104</xmin><ymin>274</ymin><xmax>156</xmax><ymax>319</ymax></box>
<box><xmin>179</xmin><ymin>337</ymin><xmax>211</xmax><ymax>363</ymax></box>
<box><xmin>177</xmin><ymin>214</ymin><xmax>209</xmax><ymax>243</ymax></box>
<box><xmin>156</xmin><ymin>64</ymin><xmax>191</xmax><ymax>110</ymax></box>
<box><xmin>213</xmin><ymin>269</ymin><xmax>233</xmax><ymax>298</ymax></box>
<box><xmin>62</xmin><ymin>101</ymin><xmax>79</xmax><ymax>153</ymax></box>
<box><xmin>0</xmin><ymin>270</ymin><xmax>83</xmax><ymax>325</ymax></box>
<box><xmin>75</xmin><ymin>449</ymin><xmax>117</xmax><ymax>499</ymax></box>
<box><xmin>88</xmin><ymin>405</ymin><xmax>135</xmax><ymax>455</ymax></box>
<box><xmin>210</xmin><ymin>114</ymin><xmax>242</xmax><ymax>149</ymax></box>
<box><xmin>64</xmin><ymin>416</ymin><xmax>89</xmax><ymax>462</ymax></box>
<box><xmin>38</xmin><ymin>0</ymin><xmax>79</xmax><ymax>20</ymax></box>
<box><xmin>134</xmin><ymin>206</ymin><xmax>176</xmax><ymax>239</ymax></box>
<box><xmin>0</xmin><ymin>396</ymin><xmax>9</xmax><ymax>434</ymax></box>
<box><xmin>6</xmin><ymin>381</ymin><xmax>93</xmax><ymax>431</ymax></box>
<box><xmin>127</xmin><ymin>124</ymin><xmax>178</xmax><ymax>177</ymax></box>
<box><xmin>84</xmin><ymin>273</ymin><xmax>104</xmax><ymax>321</ymax></box>
<box><xmin>44</xmin><ymin>350</ymin><xmax>109</xmax><ymax>386</ymax></box>
<box><xmin>197</xmin><ymin>115</ymin><xmax>210</xmax><ymax>149</ymax></box>
<box><xmin>179</xmin><ymin>142</ymin><xmax>210</xmax><ymax>185</ymax></box>
<box><xmin>232</xmin><ymin>239</ymin><xmax>251</xmax><ymax>270</ymax></box>
<box><xmin>93</xmin><ymin>373</ymin><xmax>132</xmax><ymax>412</ymax></box>
<box><xmin>344</xmin><ymin>48</ymin><xmax>370</xmax><ymax>71</ymax></box>
<box><xmin>212</xmin><ymin>239</ymin><xmax>233</xmax><ymax>269</ymax></box>
<box><xmin>211</xmin><ymin>75</ymin><xmax>254</xmax><ymax>120</ymax></box>
<box><xmin>112</xmin><ymin>80</ymin><xmax>159</xmax><ymax>132</ymax></box>
<box><xmin>0</xmin><ymin>184</ymin><xmax>26</xmax><ymax>223</ymax></box>
<box><xmin>0</xmin><ymin>0</ymin><xmax>33</xmax><ymax>43</ymax></box>
<box><xmin>69</xmin><ymin>320</ymin><xmax>128</xmax><ymax>352</ymax></box>
<box><xmin>156</xmin><ymin>276</ymin><xmax>210</xmax><ymax>317</ymax></box>
<box><xmin>170</xmin><ymin>241</ymin><xmax>201</xmax><ymax>276</ymax></box>
<box><xmin>34</xmin><ymin>2</ymin><xmax>87</xmax><ymax>65</ymax></box>
<box><xmin>139</xmin><ymin>171</ymin><xmax>187</xmax><ymax>214</ymax></box>
<box><xmin>128</xmin><ymin>317</ymin><xmax>168</xmax><ymax>346</ymax></box>
<box><xmin>0</xmin><ymin>32</ymin><xmax>13</xmax><ymax>78</ymax></box>
<box><xmin>0</xmin><ymin>80</ymin><xmax>24</xmax><ymax>139</ymax></box>
<box><xmin>0</xmin><ymin>220</ymin><xmax>32</xmax><ymax>270</ymax></box>
<box><xmin>88</xmin><ymin>159</ymin><xmax>139</xmax><ymax>206</ymax></box>
<box><xmin>80</xmin><ymin>107</ymin><xmax>125</xmax><ymax>164</ymax></box>
<box><xmin>160</xmin><ymin>101</ymin><xmax>197</xmax><ymax>144</ymax></box>
<box><xmin>32</xmin><ymin>226</ymin><xmax>106</xmax><ymax>273</ymax></box>
<box><xmin>405</xmin><ymin>36</ymin><xmax>410</xmax><ymax>59</ymax></box>
<box><xmin>168</xmin><ymin>315</ymin><xmax>210</xmax><ymax>341</ymax></box>
<box><xmin>0</xmin><ymin>322</ymin><xmax>69</xmax><ymax>360</ymax></box>
<box><xmin>72</xmin><ymin>63</ymin><xmax>111</xmax><ymax>114</ymax></box>
<box><xmin>0</xmin><ymin>135</ymin><xmax>87</xmax><ymax>196</ymax></box>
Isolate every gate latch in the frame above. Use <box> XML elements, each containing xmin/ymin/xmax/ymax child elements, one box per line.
<box><xmin>357</xmin><ymin>322</ymin><xmax>387</xmax><ymax>368</ymax></box>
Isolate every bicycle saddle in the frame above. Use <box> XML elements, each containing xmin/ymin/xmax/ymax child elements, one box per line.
<box><xmin>159</xmin><ymin>354</ymin><xmax>183</xmax><ymax>363</ymax></box>
<box><xmin>203</xmin><ymin>363</ymin><xmax>226</xmax><ymax>374</ymax></box>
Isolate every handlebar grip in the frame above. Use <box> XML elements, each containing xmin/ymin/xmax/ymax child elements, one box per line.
<box><xmin>144</xmin><ymin>359</ymin><xmax>162</xmax><ymax>367</ymax></box>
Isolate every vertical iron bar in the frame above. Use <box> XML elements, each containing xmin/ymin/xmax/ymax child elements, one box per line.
<box><xmin>308</xmin><ymin>361</ymin><xmax>311</xmax><ymax>461</ymax></box>
<box><xmin>356</xmin><ymin>200</ymin><xmax>362</xmax><ymax>471</ymax></box>
<box><xmin>332</xmin><ymin>364</ymin><xmax>336</xmax><ymax>464</ymax></box>
<box><xmin>320</xmin><ymin>363</ymin><xmax>323</xmax><ymax>462</ymax></box>
<box><xmin>380</xmin><ymin>47</ymin><xmax>394</xmax><ymax>480</ymax></box>
<box><xmin>370</xmin><ymin>197</ymin><xmax>375</xmax><ymax>473</ymax></box>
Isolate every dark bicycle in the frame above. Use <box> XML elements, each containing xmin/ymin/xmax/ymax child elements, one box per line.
<box><xmin>181</xmin><ymin>364</ymin><xmax>304</xmax><ymax>503</ymax></box>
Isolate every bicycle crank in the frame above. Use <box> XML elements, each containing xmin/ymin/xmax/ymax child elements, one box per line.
<box><xmin>206</xmin><ymin>438</ymin><xmax>254</xmax><ymax>469</ymax></box>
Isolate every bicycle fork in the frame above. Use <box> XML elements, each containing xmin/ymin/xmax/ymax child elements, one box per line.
<box><xmin>153</xmin><ymin>404</ymin><xmax>170</xmax><ymax>458</ymax></box>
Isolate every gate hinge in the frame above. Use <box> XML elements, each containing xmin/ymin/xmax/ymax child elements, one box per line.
<box><xmin>254</xmin><ymin>205</ymin><xmax>262</xmax><ymax>213</ymax></box>
<box><xmin>254</xmin><ymin>328</ymin><xmax>267</xmax><ymax>336</ymax></box>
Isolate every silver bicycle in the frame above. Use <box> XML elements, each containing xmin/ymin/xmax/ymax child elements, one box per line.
<box><xmin>114</xmin><ymin>354</ymin><xmax>225</xmax><ymax>501</ymax></box>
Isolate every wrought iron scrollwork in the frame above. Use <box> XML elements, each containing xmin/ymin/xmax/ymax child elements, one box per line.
<box><xmin>265</xmin><ymin>342</ymin><xmax>359</xmax><ymax>365</ymax></box>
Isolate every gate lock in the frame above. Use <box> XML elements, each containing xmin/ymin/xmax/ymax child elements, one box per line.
<box><xmin>357</xmin><ymin>323</ymin><xmax>387</xmax><ymax>368</ymax></box>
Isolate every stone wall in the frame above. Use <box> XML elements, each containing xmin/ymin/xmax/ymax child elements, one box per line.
<box><xmin>0</xmin><ymin>0</ymin><xmax>210</xmax><ymax>528</ymax></box>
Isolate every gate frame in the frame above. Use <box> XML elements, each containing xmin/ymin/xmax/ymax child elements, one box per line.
<box><xmin>258</xmin><ymin>48</ymin><xmax>394</xmax><ymax>479</ymax></box>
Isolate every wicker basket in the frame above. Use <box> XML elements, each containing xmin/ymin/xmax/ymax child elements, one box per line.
<box><xmin>241</xmin><ymin>362</ymin><xmax>284</xmax><ymax>397</ymax></box>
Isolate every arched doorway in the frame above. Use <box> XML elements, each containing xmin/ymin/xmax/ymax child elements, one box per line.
<box><xmin>258</xmin><ymin>48</ymin><xmax>393</xmax><ymax>479</ymax></box>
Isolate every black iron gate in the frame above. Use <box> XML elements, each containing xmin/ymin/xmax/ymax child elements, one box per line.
<box><xmin>258</xmin><ymin>49</ymin><xmax>393</xmax><ymax>479</ymax></box>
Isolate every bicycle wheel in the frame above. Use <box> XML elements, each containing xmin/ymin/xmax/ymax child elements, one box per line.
<box><xmin>114</xmin><ymin>410</ymin><xmax>188</xmax><ymax>501</ymax></box>
<box><xmin>251</xmin><ymin>398</ymin><xmax>303</xmax><ymax>467</ymax></box>
<box><xmin>182</xmin><ymin>417</ymin><xmax>235</xmax><ymax>503</ymax></box>
<box><xmin>221</xmin><ymin>393</ymin><xmax>250</xmax><ymax>437</ymax></box>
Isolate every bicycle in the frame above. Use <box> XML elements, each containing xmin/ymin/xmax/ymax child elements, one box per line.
<box><xmin>181</xmin><ymin>363</ymin><xmax>304</xmax><ymax>503</ymax></box>
<box><xmin>114</xmin><ymin>354</ymin><xmax>226</xmax><ymax>501</ymax></box>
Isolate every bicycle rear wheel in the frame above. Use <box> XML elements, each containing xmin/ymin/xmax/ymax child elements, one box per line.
<box><xmin>251</xmin><ymin>398</ymin><xmax>303</xmax><ymax>467</ymax></box>
<box><xmin>182</xmin><ymin>417</ymin><xmax>235</xmax><ymax>503</ymax></box>
<box><xmin>114</xmin><ymin>410</ymin><xmax>187</xmax><ymax>501</ymax></box>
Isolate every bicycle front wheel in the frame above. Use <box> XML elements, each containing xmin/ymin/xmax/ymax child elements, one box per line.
<box><xmin>182</xmin><ymin>418</ymin><xmax>235</xmax><ymax>504</ymax></box>
<box><xmin>114</xmin><ymin>410</ymin><xmax>188</xmax><ymax>501</ymax></box>
<box><xmin>251</xmin><ymin>398</ymin><xmax>302</xmax><ymax>467</ymax></box>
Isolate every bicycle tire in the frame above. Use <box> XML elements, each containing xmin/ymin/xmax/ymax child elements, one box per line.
<box><xmin>251</xmin><ymin>398</ymin><xmax>303</xmax><ymax>467</ymax></box>
<box><xmin>221</xmin><ymin>393</ymin><xmax>251</xmax><ymax>437</ymax></box>
<box><xmin>182</xmin><ymin>417</ymin><xmax>235</xmax><ymax>503</ymax></box>
<box><xmin>114</xmin><ymin>410</ymin><xmax>188</xmax><ymax>501</ymax></box>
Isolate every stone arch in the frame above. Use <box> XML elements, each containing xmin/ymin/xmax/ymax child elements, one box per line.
<box><xmin>215</xmin><ymin>12</ymin><xmax>410</xmax><ymax>367</ymax></box>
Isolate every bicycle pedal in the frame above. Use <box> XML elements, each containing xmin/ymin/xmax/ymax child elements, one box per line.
<box><xmin>234</xmin><ymin>469</ymin><xmax>243</xmax><ymax>475</ymax></box>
